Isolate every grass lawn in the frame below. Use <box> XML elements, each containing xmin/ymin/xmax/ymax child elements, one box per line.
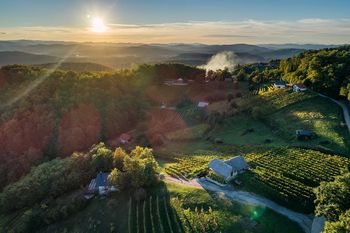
<box><xmin>209</xmin><ymin>114</ymin><xmax>288</xmax><ymax>147</ymax></box>
<box><xmin>39</xmin><ymin>192</ymin><xmax>131</xmax><ymax>233</ymax></box>
<box><xmin>155</xmin><ymin>139</ymin><xmax>213</xmax><ymax>158</ymax></box>
<box><xmin>267</xmin><ymin>96</ymin><xmax>350</xmax><ymax>154</ymax></box>
<box><xmin>166</xmin><ymin>183</ymin><xmax>304</xmax><ymax>233</ymax></box>
<box><xmin>210</xmin><ymin>89</ymin><xmax>350</xmax><ymax>155</ymax></box>
<box><xmin>37</xmin><ymin>181</ymin><xmax>304</xmax><ymax>233</ymax></box>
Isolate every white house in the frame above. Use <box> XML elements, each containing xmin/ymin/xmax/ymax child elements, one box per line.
<box><xmin>293</xmin><ymin>83</ymin><xmax>307</xmax><ymax>92</ymax></box>
<box><xmin>197</xmin><ymin>101</ymin><xmax>209</xmax><ymax>108</ymax></box>
<box><xmin>208</xmin><ymin>156</ymin><xmax>249</xmax><ymax>182</ymax></box>
<box><xmin>88</xmin><ymin>172</ymin><xmax>117</xmax><ymax>195</ymax></box>
<box><xmin>224</xmin><ymin>156</ymin><xmax>249</xmax><ymax>172</ymax></box>
<box><xmin>208</xmin><ymin>159</ymin><xmax>235</xmax><ymax>182</ymax></box>
<box><xmin>274</xmin><ymin>80</ymin><xmax>287</xmax><ymax>89</ymax></box>
<box><xmin>164</xmin><ymin>78</ymin><xmax>188</xmax><ymax>86</ymax></box>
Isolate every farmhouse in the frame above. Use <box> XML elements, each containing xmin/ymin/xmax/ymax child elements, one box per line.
<box><xmin>197</xmin><ymin>101</ymin><xmax>209</xmax><ymax>108</ymax></box>
<box><xmin>293</xmin><ymin>83</ymin><xmax>307</xmax><ymax>92</ymax></box>
<box><xmin>208</xmin><ymin>156</ymin><xmax>249</xmax><ymax>182</ymax></box>
<box><xmin>224</xmin><ymin>156</ymin><xmax>249</xmax><ymax>172</ymax></box>
<box><xmin>208</xmin><ymin>159</ymin><xmax>235</xmax><ymax>182</ymax></box>
<box><xmin>296</xmin><ymin>130</ymin><xmax>315</xmax><ymax>140</ymax></box>
<box><xmin>88</xmin><ymin>172</ymin><xmax>117</xmax><ymax>195</ymax></box>
<box><xmin>274</xmin><ymin>80</ymin><xmax>287</xmax><ymax>89</ymax></box>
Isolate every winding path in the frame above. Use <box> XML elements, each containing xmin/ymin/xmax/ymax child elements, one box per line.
<box><xmin>165</xmin><ymin>176</ymin><xmax>313</xmax><ymax>233</ymax></box>
<box><xmin>318</xmin><ymin>93</ymin><xmax>350</xmax><ymax>134</ymax></box>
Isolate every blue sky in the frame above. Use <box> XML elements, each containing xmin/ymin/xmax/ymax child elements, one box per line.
<box><xmin>1</xmin><ymin>0</ymin><xmax>349</xmax><ymax>26</ymax></box>
<box><xmin>0</xmin><ymin>0</ymin><xmax>350</xmax><ymax>44</ymax></box>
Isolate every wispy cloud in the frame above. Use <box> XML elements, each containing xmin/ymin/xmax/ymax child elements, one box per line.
<box><xmin>0</xmin><ymin>19</ymin><xmax>349</xmax><ymax>44</ymax></box>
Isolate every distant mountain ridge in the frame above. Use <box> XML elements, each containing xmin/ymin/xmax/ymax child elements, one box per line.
<box><xmin>0</xmin><ymin>41</ymin><xmax>343</xmax><ymax>68</ymax></box>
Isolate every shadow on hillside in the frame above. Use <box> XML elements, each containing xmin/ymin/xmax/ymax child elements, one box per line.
<box><xmin>238</xmin><ymin>91</ymin><xmax>349</xmax><ymax>154</ymax></box>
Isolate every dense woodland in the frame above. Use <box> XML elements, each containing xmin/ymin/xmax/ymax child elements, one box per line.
<box><xmin>314</xmin><ymin>171</ymin><xmax>350</xmax><ymax>233</ymax></box>
<box><xmin>0</xmin><ymin>63</ymin><xmax>205</xmax><ymax>189</ymax></box>
<box><xmin>0</xmin><ymin>143</ymin><xmax>159</xmax><ymax>232</ymax></box>
<box><xmin>237</xmin><ymin>46</ymin><xmax>350</xmax><ymax>99</ymax></box>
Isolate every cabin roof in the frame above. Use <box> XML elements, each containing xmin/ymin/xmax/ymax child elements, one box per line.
<box><xmin>275</xmin><ymin>80</ymin><xmax>286</xmax><ymax>85</ymax></box>
<box><xmin>224</xmin><ymin>156</ymin><xmax>248</xmax><ymax>171</ymax></box>
<box><xmin>95</xmin><ymin>172</ymin><xmax>109</xmax><ymax>187</ymax></box>
<box><xmin>208</xmin><ymin>159</ymin><xmax>233</xmax><ymax>179</ymax></box>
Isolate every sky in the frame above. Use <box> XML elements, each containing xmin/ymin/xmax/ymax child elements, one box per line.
<box><xmin>0</xmin><ymin>0</ymin><xmax>350</xmax><ymax>44</ymax></box>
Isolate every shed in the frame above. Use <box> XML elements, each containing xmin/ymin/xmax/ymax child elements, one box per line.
<box><xmin>198</xmin><ymin>101</ymin><xmax>209</xmax><ymax>108</ymax></box>
<box><xmin>274</xmin><ymin>80</ymin><xmax>286</xmax><ymax>89</ymax></box>
<box><xmin>224</xmin><ymin>156</ymin><xmax>249</xmax><ymax>172</ymax></box>
<box><xmin>296</xmin><ymin>130</ymin><xmax>315</xmax><ymax>140</ymax></box>
<box><xmin>87</xmin><ymin>172</ymin><xmax>117</xmax><ymax>195</ymax></box>
<box><xmin>96</xmin><ymin>172</ymin><xmax>109</xmax><ymax>187</ymax></box>
<box><xmin>119</xmin><ymin>133</ymin><xmax>132</xmax><ymax>144</ymax></box>
<box><xmin>208</xmin><ymin>159</ymin><xmax>235</xmax><ymax>181</ymax></box>
<box><xmin>293</xmin><ymin>83</ymin><xmax>307</xmax><ymax>92</ymax></box>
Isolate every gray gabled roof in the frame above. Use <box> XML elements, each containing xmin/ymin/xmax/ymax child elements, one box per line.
<box><xmin>275</xmin><ymin>80</ymin><xmax>286</xmax><ymax>85</ymax></box>
<box><xmin>95</xmin><ymin>172</ymin><xmax>109</xmax><ymax>187</ymax></box>
<box><xmin>208</xmin><ymin>159</ymin><xmax>233</xmax><ymax>179</ymax></box>
<box><xmin>224</xmin><ymin>156</ymin><xmax>248</xmax><ymax>171</ymax></box>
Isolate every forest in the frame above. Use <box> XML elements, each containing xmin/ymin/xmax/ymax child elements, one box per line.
<box><xmin>0</xmin><ymin>63</ymin><xmax>205</xmax><ymax>189</ymax></box>
<box><xmin>237</xmin><ymin>46</ymin><xmax>350</xmax><ymax>99</ymax></box>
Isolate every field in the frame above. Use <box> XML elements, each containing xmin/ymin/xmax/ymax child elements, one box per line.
<box><xmin>239</xmin><ymin>148</ymin><xmax>350</xmax><ymax>213</ymax></box>
<box><xmin>209</xmin><ymin>114</ymin><xmax>288</xmax><ymax>147</ymax></box>
<box><xmin>210</xmin><ymin>89</ymin><xmax>350</xmax><ymax>154</ymax></box>
<box><xmin>163</xmin><ymin>147</ymin><xmax>349</xmax><ymax>213</ymax></box>
<box><xmin>268</xmin><ymin>96</ymin><xmax>350</xmax><ymax>153</ymax></box>
<box><xmin>164</xmin><ymin>154</ymin><xmax>222</xmax><ymax>180</ymax></box>
<box><xmin>36</xmin><ymin>182</ymin><xmax>304</xmax><ymax>233</ymax></box>
<box><xmin>128</xmin><ymin>195</ymin><xmax>181</xmax><ymax>233</ymax></box>
<box><xmin>166</xmin><ymin>183</ymin><xmax>303</xmax><ymax>233</ymax></box>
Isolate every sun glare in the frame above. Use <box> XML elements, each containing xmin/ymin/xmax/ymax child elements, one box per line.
<box><xmin>91</xmin><ymin>17</ymin><xmax>107</xmax><ymax>33</ymax></box>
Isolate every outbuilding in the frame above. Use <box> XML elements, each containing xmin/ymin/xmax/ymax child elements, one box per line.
<box><xmin>197</xmin><ymin>101</ymin><xmax>209</xmax><ymax>108</ymax></box>
<box><xmin>208</xmin><ymin>156</ymin><xmax>249</xmax><ymax>182</ymax></box>
<box><xmin>274</xmin><ymin>80</ymin><xmax>287</xmax><ymax>89</ymax></box>
<box><xmin>296</xmin><ymin>130</ymin><xmax>315</xmax><ymax>140</ymax></box>
<box><xmin>293</xmin><ymin>83</ymin><xmax>307</xmax><ymax>92</ymax></box>
<box><xmin>208</xmin><ymin>159</ymin><xmax>235</xmax><ymax>182</ymax></box>
<box><xmin>224</xmin><ymin>156</ymin><xmax>249</xmax><ymax>172</ymax></box>
<box><xmin>88</xmin><ymin>172</ymin><xmax>117</xmax><ymax>195</ymax></box>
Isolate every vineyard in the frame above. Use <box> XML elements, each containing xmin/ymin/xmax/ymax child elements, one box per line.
<box><xmin>242</xmin><ymin>148</ymin><xmax>350</xmax><ymax>212</ymax></box>
<box><xmin>128</xmin><ymin>195</ymin><xmax>182</xmax><ymax>233</ymax></box>
<box><xmin>164</xmin><ymin>154</ymin><xmax>230</xmax><ymax>180</ymax></box>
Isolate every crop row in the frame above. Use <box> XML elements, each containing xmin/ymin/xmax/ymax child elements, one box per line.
<box><xmin>128</xmin><ymin>195</ymin><xmax>182</xmax><ymax>233</ymax></box>
<box><xmin>246</xmin><ymin>148</ymin><xmax>349</xmax><ymax>207</ymax></box>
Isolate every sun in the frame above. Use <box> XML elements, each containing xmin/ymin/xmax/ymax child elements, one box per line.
<box><xmin>91</xmin><ymin>17</ymin><xmax>107</xmax><ymax>33</ymax></box>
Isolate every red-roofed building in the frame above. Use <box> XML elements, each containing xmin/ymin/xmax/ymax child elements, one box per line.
<box><xmin>119</xmin><ymin>133</ymin><xmax>132</xmax><ymax>144</ymax></box>
<box><xmin>293</xmin><ymin>83</ymin><xmax>307</xmax><ymax>92</ymax></box>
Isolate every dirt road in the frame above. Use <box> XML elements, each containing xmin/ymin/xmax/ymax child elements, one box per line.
<box><xmin>165</xmin><ymin>176</ymin><xmax>313</xmax><ymax>233</ymax></box>
<box><xmin>318</xmin><ymin>93</ymin><xmax>350</xmax><ymax>133</ymax></box>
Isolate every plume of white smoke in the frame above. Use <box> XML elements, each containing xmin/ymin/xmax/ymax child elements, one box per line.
<box><xmin>200</xmin><ymin>51</ymin><xmax>238</xmax><ymax>73</ymax></box>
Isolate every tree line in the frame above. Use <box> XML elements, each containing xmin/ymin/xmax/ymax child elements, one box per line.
<box><xmin>0</xmin><ymin>143</ymin><xmax>159</xmax><ymax>233</ymax></box>
<box><xmin>236</xmin><ymin>46</ymin><xmax>350</xmax><ymax>99</ymax></box>
<box><xmin>0</xmin><ymin>63</ymin><xmax>204</xmax><ymax>190</ymax></box>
